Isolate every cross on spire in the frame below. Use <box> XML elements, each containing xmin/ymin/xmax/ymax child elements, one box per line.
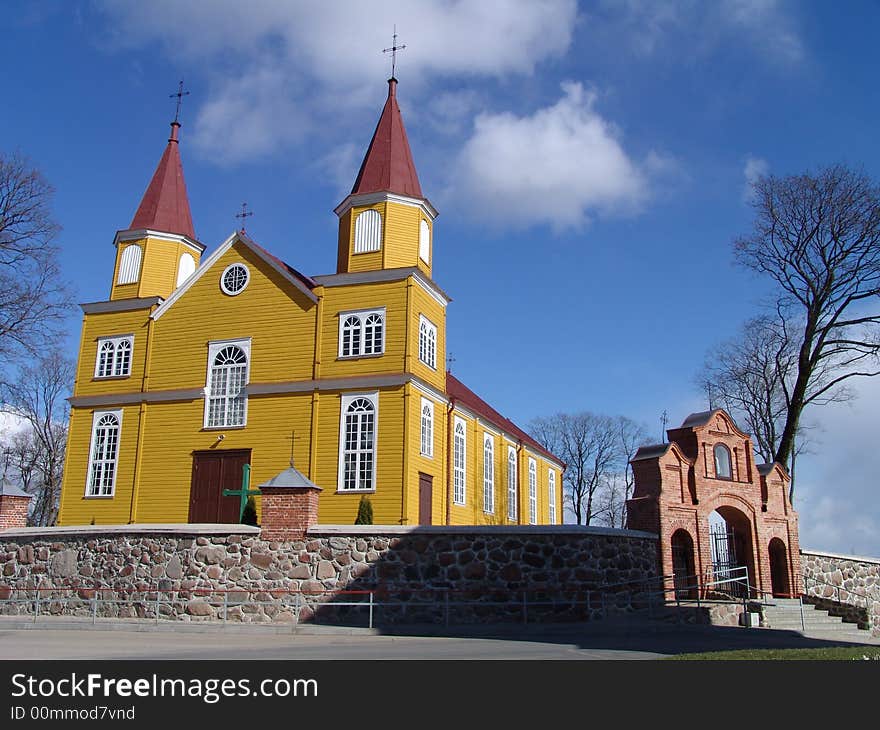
<box><xmin>169</xmin><ymin>80</ymin><xmax>190</xmax><ymax>124</ymax></box>
<box><xmin>235</xmin><ymin>202</ymin><xmax>253</xmax><ymax>233</ymax></box>
<box><xmin>383</xmin><ymin>25</ymin><xmax>406</xmax><ymax>79</ymax></box>
<box><xmin>446</xmin><ymin>353</ymin><xmax>456</xmax><ymax>373</ymax></box>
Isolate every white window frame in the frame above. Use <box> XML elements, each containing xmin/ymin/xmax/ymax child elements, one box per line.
<box><xmin>420</xmin><ymin>398</ymin><xmax>434</xmax><ymax>458</ymax></box>
<box><xmin>338</xmin><ymin>392</ymin><xmax>379</xmax><ymax>492</ymax></box>
<box><xmin>507</xmin><ymin>446</ymin><xmax>518</xmax><ymax>522</ymax></box>
<box><xmin>85</xmin><ymin>409</ymin><xmax>122</xmax><ymax>497</ymax></box>
<box><xmin>419</xmin><ymin>219</ymin><xmax>431</xmax><ymax>264</ymax></box>
<box><xmin>453</xmin><ymin>416</ymin><xmax>466</xmax><ymax>506</ymax></box>
<box><xmin>528</xmin><ymin>457</ymin><xmax>538</xmax><ymax>525</ymax></box>
<box><xmin>116</xmin><ymin>244</ymin><xmax>142</xmax><ymax>285</ymax></box>
<box><xmin>338</xmin><ymin>307</ymin><xmax>385</xmax><ymax>359</ymax></box>
<box><xmin>483</xmin><ymin>433</ymin><xmax>495</xmax><ymax>514</ymax></box>
<box><xmin>94</xmin><ymin>335</ymin><xmax>134</xmax><ymax>379</ymax></box>
<box><xmin>203</xmin><ymin>338</ymin><xmax>251</xmax><ymax>429</ymax></box>
<box><xmin>176</xmin><ymin>252</ymin><xmax>196</xmax><ymax>287</ymax></box>
<box><xmin>418</xmin><ymin>315</ymin><xmax>437</xmax><ymax>370</ymax></box>
<box><xmin>354</xmin><ymin>209</ymin><xmax>382</xmax><ymax>253</ymax></box>
<box><xmin>220</xmin><ymin>263</ymin><xmax>250</xmax><ymax>296</ymax></box>
<box><xmin>548</xmin><ymin>469</ymin><xmax>557</xmax><ymax>524</ymax></box>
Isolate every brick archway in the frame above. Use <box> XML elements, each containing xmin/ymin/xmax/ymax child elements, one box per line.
<box><xmin>671</xmin><ymin>528</ymin><xmax>697</xmax><ymax>599</ymax></box>
<box><xmin>769</xmin><ymin>537</ymin><xmax>791</xmax><ymax>597</ymax></box>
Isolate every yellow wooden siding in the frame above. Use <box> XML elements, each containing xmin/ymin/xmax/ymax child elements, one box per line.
<box><xmin>336</xmin><ymin>209</ymin><xmax>352</xmax><ymax>273</ymax></box>
<box><xmin>57</xmin><ymin>406</ymin><xmax>140</xmax><ymax>526</ymax></box>
<box><xmin>147</xmin><ymin>242</ymin><xmax>317</xmax><ymax>392</ymax></box>
<box><xmin>110</xmin><ymin>240</ymin><xmax>145</xmax><ymax>301</ymax></box>
<box><xmin>74</xmin><ymin>309</ymin><xmax>152</xmax><ymax>397</ymax></box>
<box><xmin>409</xmin><ymin>284</ymin><xmax>446</xmax><ymax>392</ymax></box>
<box><xmin>319</xmin><ymin>280</ymin><xmax>408</xmax><ymax>379</ymax></box>
<box><xmin>382</xmin><ymin>201</ymin><xmax>420</xmax><ymax>270</ymax></box>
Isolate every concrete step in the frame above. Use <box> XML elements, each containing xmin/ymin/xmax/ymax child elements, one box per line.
<box><xmin>763</xmin><ymin>600</ymin><xmax>870</xmax><ymax>634</ymax></box>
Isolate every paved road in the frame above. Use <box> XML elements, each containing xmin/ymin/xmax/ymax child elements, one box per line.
<box><xmin>1</xmin><ymin>618</ymin><xmax>877</xmax><ymax>660</ymax></box>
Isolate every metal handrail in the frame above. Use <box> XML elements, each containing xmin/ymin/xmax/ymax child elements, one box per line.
<box><xmin>802</xmin><ymin>575</ymin><xmax>873</xmax><ymax>617</ymax></box>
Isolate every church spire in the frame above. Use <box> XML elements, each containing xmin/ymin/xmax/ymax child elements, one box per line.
<box><xmin>351</xmin><ymin>78</ymin><xmax>423</xmax><ymax>199</ymax></box>
<box><xmin>129</xmin><ymin>120</ymin><xmax>196</xmax><ymax>240</ymax></box>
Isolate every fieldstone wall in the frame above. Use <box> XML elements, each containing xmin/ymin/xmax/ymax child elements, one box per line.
<box><xmin>801</xmin><ymin>549</ymin><xmax>880</xmax><ymax>636</ymax></box>
<box><xmin>0</xmin><ymin>524</ymin><xmax>659</xmax><ymax>625</ymax></box>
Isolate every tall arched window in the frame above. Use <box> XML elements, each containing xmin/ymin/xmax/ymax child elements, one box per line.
<box><xmin>714</xmin><ymin>443</ymin><xmax>733</xmax><ymax>479</ymax></box>
<box><xmin>528</xmin><ymin>458</ymin><xmax>538</xmax><ymax>524</ymax></box>
<box><xmin>86</xmin><ymin>411</ymin><xmax>121</xmax><ymax>496</ymax></box>
<box><xmin>453</xmin><ymin>418</ymin><xmax>466</xmax><ymax>505</ymax></box>
<box><xmin>548</xmin><ymin>469</ymin><xmax>557</xmax><ymax>524</ymax></box>
<box><xmin>341</xmin><ymin>396</ymin><xmax>376</xmax><ymax>491</ymax></box>
<box><xmin>507</xmin><ymin>447</ymin><xmax>517</xmax><ymax>522</ymax></box>
<box><xmin>354</xmin><ymin>209</ymin><xmax>382</xmax><ymax>253</ymax></box>
<box><xmin>483</xmin><ymin>434</ymin><xmax>495</xmax><ymax>514</ymax></box>
<box><xmin>206</xmin><ymin>344</ymin><xmax>248</xmax><ymax>427</ymax></box>
<box><xmin>176</xmin><ymin>252</ymin><xmax>196</xmax><ymax>286</ymax></box>
<box><xmin>419</xmin><ymin>315</ymin><xmax>437</xmax><ymax>369</ymax></box>
<box><xmin>363</xmin><ymin>313</ymin><xmax>383</xmax><ymax>355</ymax></box>
<box><xmin>419</xmin><ymin>219</ymin><xmax>430</xmax><ymax>263</ymax></box>
<box><xmin>116</xmin><ymin>245</ymin><xmax>142</xmax><ymax>285</ymax></box>
<box><xmin>341</xmin><ymin>315</ymin><xmax>362</xmax><ymax>357</ymax></box>
<box><xmin>114</xmin><ymin>338</ymin><xmax>132</xmax><ymax>377</ymax></box>
<box><xmin>420</xmin><ymin>399</ymin><xmax>434</xmax><ymax>457</ymax></box>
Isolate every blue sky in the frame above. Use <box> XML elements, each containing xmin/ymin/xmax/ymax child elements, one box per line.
<box><xmin>3</xmin><ymin>1</ymin><xmax>879</xmax><ymax>555</ymax></box>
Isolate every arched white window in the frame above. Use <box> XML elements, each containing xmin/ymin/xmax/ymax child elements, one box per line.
<box><xmin>339</xmin><ymin>395</ymin><xmax>377</xmax><ymax>491</ymax></box>
<box><xmin>116</xmin><ymin>245</ymin><xmax>142</xmax><ymax>285</ymax></box>
<box><xmin>419</xmin><ymin>219</ymin><xmax>431</xmax><ymax>264</ymax></box>
<box><xmin>714</xmin><ymin>444</ymin><xmax>732</xmax><ymax>479</ymax></box>
<box><xmin>86</xmin><ymin>411</ymin><xmax>121</xmax><ymax>497</ymax></box>
<box><xmin>453</xmin><ymin>417</ymin><xmax>466</xmax><ymax>505</ymax></box>
<box><xmin>507</xmin><ymin>447</ymin><xmax>518</xmax><ymax>522</ymax></box>
<box><xmin>176</xmin><ymin>252</ymin><xmax>196</xmax><ymax>286</ymax></box>
<box><xmin>418</xmin><ymin>315</ymin><xmax>437</xmax><ymax>369</ymax></box>
<box><xmin>420</xmin><ymin>398</ymin><xmax>434</xmax><ymax>457</ymax></box>
<box><xmin>205</xmin><ymin>343</ymin><xmax>249</xmax><ymax>428</ymax></box>
<box><xmin>483</xmin><ymin>434</ymin><xmax>495</xmax><ymax>514</ymax></box>
<box><xmin>354</xmin><ymin>209</ymin><xmax>382</xmax><ymax>253</ymax></box>
<box><xmin>339</xmin><ymin>308</ymin><xmax>385</xmax><ymax>358</ymax></box>
<box><xmin>95</xmin><ymin>335</ymin><xmax>134</xmax><ymax>378</ymax></box>
<box><xmin>364</xmin><ymin>313</ymin><xmax>383</xmax><ymax>355</ymax></box>
<box><xmin>548</xmin><ymin>469</ymin><xmax>557</xmax><ymax>524</ymax></box>
<box><xmin>528</xmin><ymin>458</ymin><xmax>538</xmax><ymax>525</ymax></box>
<box><xmin>341</xmin><ymin>315</ymin><xmax>361</xmax><ymax>357</ymax></box>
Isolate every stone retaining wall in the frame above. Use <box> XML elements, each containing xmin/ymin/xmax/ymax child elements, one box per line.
<box><xmin>801</xmin><ymin>549</ymin><xmax>880</xmax><ymax>636</ymax></box>
<box><xmin>0</xmin><ymin>524</ymin><xmax>659</xmax><ymax>625</ymax></box>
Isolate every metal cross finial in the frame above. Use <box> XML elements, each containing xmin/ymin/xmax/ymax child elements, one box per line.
<box><xmin>660</xmin><ymin>410</ymin><xmax>669</xmax><ymax>443</ymax></box>
<box><xmin>170</xmin><ymin>80</ymin><xmax>190</xmax><ymax>123</ymax></box>
<box><xmin>235</xmin><ymin>202</ymin><xmax>253</xmax><ymax>233</ymax></box>
<box><xmin>287</xmin><ymin>430</ymin><xmax>298</xmax><ymax>468</ymax></box>
<box><xmin>383</xmin><ymin>25</ymin><xmax>406</xmax><ymax>79</ymax></box>
<box><xmin>446</xmin><ymin>353</ymin><xmax>456</xmax><ymax>373</ymax></box>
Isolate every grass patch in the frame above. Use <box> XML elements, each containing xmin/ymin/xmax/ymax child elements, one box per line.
<box><xmin>668</xmin><ymin>646</ymin><xmax>880</xmax><ymax>660</ymax></box>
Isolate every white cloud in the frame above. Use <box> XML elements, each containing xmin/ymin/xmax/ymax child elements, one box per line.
<box><xmin>742</xmin><ymin>155</ymin><xmax>769</xmax><ymax>201</ymax></box>
<box><xmin>448</xmin><ymin>82</ymin><xmax>652</xmax><ymax>230</ymax></box>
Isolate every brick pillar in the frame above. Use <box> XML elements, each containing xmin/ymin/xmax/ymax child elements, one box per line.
<box><xmin>260</xmin><ymin>486</ymin><xmax>321</xmax><ymax>541</ymax></box>
<box><xmin>0</xmin><ymin>494</ymin><xmax>31</xmax><ymax>531</ymax></box>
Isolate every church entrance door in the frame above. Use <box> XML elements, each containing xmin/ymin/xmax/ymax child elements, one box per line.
<box><xmin>418</xmin><ymin>472</ymin><xmax>433</xmax><ymax>525</ymax></box>
<box><xmin>189</xmin><ymin>450</ymin><xmax>251</xmax><ymax>523</ymax></box>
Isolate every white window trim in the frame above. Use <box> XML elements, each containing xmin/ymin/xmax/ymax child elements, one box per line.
<box><xmin>337</xmin><ymin>391</ymin><xmax>379</xmax><ymax>492</ymax></box>
<box><xmin>220</xmin><ymin>263</ymin><xmax>250</xmax><ymax>296</ymax></box>
<box><xmin>420</xmin><ymin>397</ymin><xmax>434</xmax><ymax>458</ymax></box>
<box><xmin>507</xmin><ymin>446</ymin><xmax>518</xmax><ymax>522</ymax></box>
<box><xmin>203</xmin><ymin>338</ymin><xmax>251</xmax><ymax>429</ymax></box>
<box><xmin>94</xmin><ymin>335</ymin><xmax>134</xmax><ymax>379</ymax></box>
<box><xmin>353</xmin><ymin>209</ymin><xmax>382</xmax><ymax>254</ymax></box>
<box><xmin>528</xmin><ymin>457</ymin><xmax>538</xmax><ymax>525</ymax></box>
<box><xmin>85</xmin><ymin>409</ymin><xmax>122</xmax><ymax>498</ymax></box>
<box><xmin>116</xmin><ymin>244</ymin><xmax>142</xmax><ymax>285</ymax></box>
<box><xmin>483</xmin><ymin>433</ymin><xmax>495</xmax><ymax>514</ymax></box>
<box><xmin>548</xmin><ymin>469</ymin><xmax>557</xmax><ymax>525</ymax></box>
<box><xmin>337</xmin><ymin>307</ymin><xmax>386</xmax><ymax>359</ymax></box>
<box><xmin>418</xmin><ymin>314</ymin><xmax>437</xmax><ymax>370</ymax></box>
<box><xmin>453</xmin><ymin>416</ymin><xmax>466</xmax><ymax>506</ymax></box>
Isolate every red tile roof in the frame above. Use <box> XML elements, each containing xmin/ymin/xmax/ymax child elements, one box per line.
<box><xmin>351</xmin><ymin>78</ymin><xmax>423</xmax><ymax>199</ymax></box>
<box><xmin>129</xmin><ymin>122</ymin><xmax>196</xmax><ymax>240</ymax></box>
<box><xmin>446</xmin><ymin>373</ymin><xmax>564</xmax><ymax>467</ymax></box>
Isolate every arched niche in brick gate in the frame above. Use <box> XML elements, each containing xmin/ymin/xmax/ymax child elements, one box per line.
<box><xmin>768</xmin><ymin>537</ymin><xmax>791</xmax><ymax>598</ymax></box>
<box><xmin>670</xmin><ymin>528</ymin><xmax>697</xmax><ymax>599</ymax></box>
<box><xmin>707</xmin><ymin>495</ymin><xmax>759</xmax><ymax>596</ymax></box>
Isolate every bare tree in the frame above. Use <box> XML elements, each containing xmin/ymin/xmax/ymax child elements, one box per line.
<box><xmin>530</xmin><ymin>413</ymin><xmax>646</xmax><ymax>526</ymax></box>
<box><xmin>0</xmin><ymin>152</ymin><xmax>71</xmax><ymax>370</ymax></box>
<box><xmin>1</xmin><ymin>351</ymin><xmax>72</xmax><ymax>526</ymax></box>
<box><xmin>736</xmin><ymin>164</ymin><xmax>880</xmax><ymax>472</ymax></box>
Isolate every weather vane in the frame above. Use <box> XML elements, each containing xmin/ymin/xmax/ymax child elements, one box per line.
<box><xmin>169</xmin><ymin>80</ymin><xmax>190</xmax><ymax>124</ymax></box>
<box><xmin>235</xmin><ymin>202</ymin><xmax>253</xmax><ymax>233</ymax></box>
<box><xmin>383</xmin><ymin>25</ymin><xmax>406</xmax><ymax>79</ymax></box>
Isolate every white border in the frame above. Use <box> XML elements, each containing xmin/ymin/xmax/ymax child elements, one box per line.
<box><xmin>93</xmin><ymin>334</ymin><xmax>134</xmax><ymax>379</ymax></box>
<box><xmin>220</xmin><ymin>262</ymin><xmax>250</xmax><ymax>296</ymax></box>
<box><xmin>420</xmin><ymin>397</ymin><xmax>434</xmax><ymax>458</ymax></box>
<box><xmin>337</xmin><ymin>307</ymin><xmax>386</xmax><ymax>358</ymax></box>
<box><xmin>418</xmin><ymin>314</ymin><xmax>437</xmax><ymax>370</ymax></box>
<box><xmin>203</xmin><ymin>338</ymin><xmax>252</xmax><ymax>429</ymax></box>
<box><xmin>337</xmin><ymin>391</ymin><xmax>379</xmax><ymax>493</ymax></box>
<box><xmin>453</xmin><ymin>415</ymin><xmax>467</xmax><ymax>506</ymax></box>
<box><xmin>84</xmin><ymin>409</ymin><xmax>123</xmax><ymax>498</ymax></box>
<box><xmin>483</xmin><ymin>432</ymin><xmax>495</xmax><ymax>515</ymax></box>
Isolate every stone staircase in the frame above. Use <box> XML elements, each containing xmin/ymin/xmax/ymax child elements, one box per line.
<box><xmin>762</xmin><ymin>597</ymin><xmax>869</xmax><ymax>639</ymax></box>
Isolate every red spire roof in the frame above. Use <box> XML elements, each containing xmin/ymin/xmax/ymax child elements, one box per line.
<box><xmin>129</xmin><ymin>122</ymin><xmax>196</xmax><ymax>240</ymax></box>
<box><xmin>351</xmin><ymin>78</ymin><xmax>423</xmax><ymax>199</ymax></box>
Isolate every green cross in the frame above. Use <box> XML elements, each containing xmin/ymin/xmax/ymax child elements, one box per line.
<box><xmin>222</xmin><ymin>464</ymin><xmax>261</xmax><ymax>522</ymax></box>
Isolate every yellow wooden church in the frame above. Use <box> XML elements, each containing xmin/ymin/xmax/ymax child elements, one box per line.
<box><xmin>57</xmin><ymin>78</ymin><xmax>564</xmax><ymax>527</ymax></box>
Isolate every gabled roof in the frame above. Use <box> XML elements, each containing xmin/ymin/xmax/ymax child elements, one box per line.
<box><xmin>129</xmin><ymin>122</ymin><xmax>196</xmax><ymax>240</ymax></box>
<box><xmin>446</xmin><ymin>373</ymin><xmax>564</xmax><ymax>468</ymax></box>
<box><xmin>631</xmin><ymin>441</ymin><xmax>693</xmax><ymax>464</ymax></box>
<box><xmin>757</xmin><ymin>462</ymin><xmax>790</xmax><ymax>480</ymax></box>
<box><xmin>151</xmin><ymin>230</ymin><xmax>317</xmax><ymax>321</ymax></box>
<box><xmin>677</xmin><ymin>408</ymin><xmax>751</xmax><ymax>439</ymax></box>
<box><xmin>0</xmin><ymin>476</ymin><xmax>31</xmax><ymax>499</ymax></box>
<box><xmin>351</xmin><ymin>78</ymin><xmax>423</xmax><ymax>199</ymax></box>
<box><xmin>258</xmin><ymin>465</ymin><xmax>322</xmax><ymax>490</ymax></box>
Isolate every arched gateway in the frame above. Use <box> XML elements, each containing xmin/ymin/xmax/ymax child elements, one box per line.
<box><xmin>625</xmin><ymin>409</ymin><xmax>800</xmax><ymax>600</ymax></box>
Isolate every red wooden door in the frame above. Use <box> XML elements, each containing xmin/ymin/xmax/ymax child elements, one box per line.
<box><xmin>418</xmin><ymin>472</ymin><xmax>433</xmax><ymax>525</ymax></box>
<box><xmin>189</xmin><ymin>450</ymin><xmax>251</xmax><ymax>523</ymax></box>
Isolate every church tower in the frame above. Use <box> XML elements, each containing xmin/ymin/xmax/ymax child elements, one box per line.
<box><xmin>335</xmin><ymin>78</ymin><xmax>437</xmax><ymax>277</ymax></box>
<box><xmin>109</xmin><ymin>120</ymin><xmax>204</xmax><ymax>301</ymax></box>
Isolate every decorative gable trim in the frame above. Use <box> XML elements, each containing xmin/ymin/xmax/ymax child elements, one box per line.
<box><xmin>151</xmin><ymin>231</ymin><xmax>318</xmax><ymax>321</ymax></box>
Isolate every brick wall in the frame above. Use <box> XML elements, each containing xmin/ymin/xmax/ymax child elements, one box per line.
<box><xmin>0</xmin><ymin>496</ymin><xmax>30</xmax><ymax>531</ymax></box>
